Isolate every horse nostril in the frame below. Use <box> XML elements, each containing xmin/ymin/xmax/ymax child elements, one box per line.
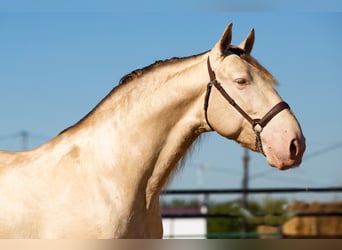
<box><xmin>290</xmin><ymin>139</ymin><xmax>298</xmax><ymax>158</ymax></box>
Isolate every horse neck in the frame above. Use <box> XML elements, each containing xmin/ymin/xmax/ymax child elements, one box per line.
<box><xmin>60</xmin><ymin>52</ymin><xmax>209</xmax><ymax>208</ymax></box>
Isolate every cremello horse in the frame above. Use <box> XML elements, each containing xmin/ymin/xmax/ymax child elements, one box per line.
<box><xmin>0</xmin><ymin>23</ymin><xmax>305</xmax><ymax>238</ymax></box>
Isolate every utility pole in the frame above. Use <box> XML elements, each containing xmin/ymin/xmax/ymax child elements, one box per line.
<box><xmin>20</xmin><ymin>130</ymin><xmax>29</xmax><ymax>150</ymax></box>
<box><xmin>242</xmin><ymin>148</ymin><xmax>249</xmax><ymax>208</ymax></box>
<box><xmin>241</xmin><ymin>148</ymin><xmax>250</xmax><ymax>237</ymax></box>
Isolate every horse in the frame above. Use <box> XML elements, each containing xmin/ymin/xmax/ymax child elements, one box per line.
<box><xmin>0</xmin><ymin>23</ymin><xmax>305</xmax><ymax>238</ymax></box>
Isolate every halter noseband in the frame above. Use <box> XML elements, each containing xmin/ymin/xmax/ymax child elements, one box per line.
<box><xmin>204</xmin><ymin>57</ymin><xmax>290</xmax><ymax>155</ymax></box>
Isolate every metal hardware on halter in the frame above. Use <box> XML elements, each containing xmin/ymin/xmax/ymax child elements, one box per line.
<box><xmin>204</xmin><ymin>57</ymin><xmax>290</xmax><ymax>155</ymax></box>
<box><xmin>252</xmin><ymin>122</ymin><xmax>264</xmax><ymax>155</ymax></box>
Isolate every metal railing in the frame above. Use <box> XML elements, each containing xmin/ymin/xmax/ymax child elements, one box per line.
<box><xmin>162</xmin><ymin>186</ymin><xmax>342</xmax><ymax>195</ymax></box>
<box><xmin>161</xmin><ymin>187</ymin><xmax>342</xmax><ymax>238</ymax></box>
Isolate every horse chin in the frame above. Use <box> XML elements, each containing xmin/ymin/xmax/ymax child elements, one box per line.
<box><xmin>237</xmin><ymin>139</ymin><xmax>302</xmax><ymax>170</ymax></box>
<box><xmin>264</xmin><ymin>149</ymin><xmax>302</xmax><ymax>171</ymax></box>
<box><xmin>267</xmin><ymin>160</ymin><xmax>295</xmax><ymax>171</ymax></box>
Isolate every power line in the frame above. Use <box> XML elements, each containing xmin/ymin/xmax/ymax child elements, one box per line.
<box><xmin>188</xmin><ymin>163</ymin><xmax>242</xmax><ymax>176</ymax></box>
<box><xmin>304</xmin><ymin>141</ymin><xmax>342</xmax><ymax>160</ymax></box>
<box><xmin>0</xmin><ymin>132</ymin><xmax>23</xmax><ymax>140</ymax></box>
<box><xmin>20</xmin><ymin>131</ymin><xmax>28</xmax><ymax>150</ymax></box>
<box><xmin>250</xmin><ymin>140</ymin><xmax>342</xmax><ymax>181</ymax></box>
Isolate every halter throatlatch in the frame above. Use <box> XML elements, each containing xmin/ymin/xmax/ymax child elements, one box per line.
<box><xmin>204</xmin><ymin>57</ymin><xmax>290</xmax><ymax>155</ymax></box>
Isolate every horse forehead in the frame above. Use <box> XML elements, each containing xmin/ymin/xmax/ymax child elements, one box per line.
<box><xmin>222</xmin><ymin>55</ymin><xmax>250</xmax><ymax>72</ymax></box>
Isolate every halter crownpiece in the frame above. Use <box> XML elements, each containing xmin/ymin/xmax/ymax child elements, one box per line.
<box><xmin>204</xmin><ymin>57</ymin><xmax>290</xmax><ymax>155</ymax></box>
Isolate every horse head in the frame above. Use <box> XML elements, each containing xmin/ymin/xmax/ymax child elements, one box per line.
<box><xmin>205</xmin><ymin>23</ymin><xmax>306</xmax><ymax>170</ymax></box>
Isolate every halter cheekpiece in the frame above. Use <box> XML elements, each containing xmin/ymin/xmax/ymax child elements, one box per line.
<box><xmin>204</xmin><ymin>57</ymin><xmax>290</xmax><ymax>155</ymax></box>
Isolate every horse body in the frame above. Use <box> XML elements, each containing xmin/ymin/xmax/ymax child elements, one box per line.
<box><xmin>0</xmin><ymin>23</ymin><xmax>305</xmax><ymax>238</ymax></box>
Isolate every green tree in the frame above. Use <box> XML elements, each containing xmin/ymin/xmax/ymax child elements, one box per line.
<box><xmin>207</xmin><ymin>197</ymin><xmax>289</xmax><ymax>237</ymax></box>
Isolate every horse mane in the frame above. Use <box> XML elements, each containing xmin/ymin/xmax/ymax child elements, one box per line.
<box><xmin>119</xmin><ymin>47</ymin><xmax>276</xmax><ymax>87</ymax></box>
<box><xmin>59</xmin><ymin>47</ymin><xmax>275</xmax><ymax>136</ymax></box>
<box><xmin>118</xmin><ymin>51</ymin><xmax>209</xmax><ymax>87</ymax></box>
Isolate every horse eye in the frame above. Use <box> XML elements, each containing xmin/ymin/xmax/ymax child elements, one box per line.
<box><xmin>235</xmin><ymin>78</ymin><xmax>248</xmax><ymax>85</ymax></box>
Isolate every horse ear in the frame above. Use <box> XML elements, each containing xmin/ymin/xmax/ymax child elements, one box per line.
<box><xmin>213</xmin><ymin>23</ymin><xmax>233</xmax><ymax>55</ymax></box>
<box><xmin>239</xmin><ymin>28</ymin><xmax>255</xmax><ymax>54</ymax></box>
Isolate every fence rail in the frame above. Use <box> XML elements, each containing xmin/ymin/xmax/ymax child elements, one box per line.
<box><xmin>162</xmin><ymin>211</ymin><xmax>342</xmax><ymax>219</ymax></box>
<box><xmin>161</xmin><ymin>187</ymin><xmax>342</xmax><ymax>239</ymax></box>
<box><xmin>162</xmin><ymin>186</ymin><xmax>342</xmax><ymax>195</ymax></box>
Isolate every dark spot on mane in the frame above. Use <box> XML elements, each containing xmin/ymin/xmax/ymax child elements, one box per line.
<box><xmin>226</xmin><ymin>46</ymin><xmax>246</xmax><ymax>57</ymax></box>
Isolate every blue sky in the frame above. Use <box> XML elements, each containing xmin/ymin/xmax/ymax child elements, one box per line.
<box><xmin>1</xmin><ymin>5</ymin><xmax>342</xmax><ymax>202</ymax></box>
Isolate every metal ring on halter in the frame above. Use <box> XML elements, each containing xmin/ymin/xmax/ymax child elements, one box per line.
<box><xmin>253</xmin><ymin>123</ymin><xmax>265</xmax><ymax>155</ymax></box>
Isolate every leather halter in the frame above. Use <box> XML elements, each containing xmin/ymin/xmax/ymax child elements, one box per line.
<box><xmin>204</xmin><ymin>57</ymin><xmax>290</xmax><ymax>155</ymax></box>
